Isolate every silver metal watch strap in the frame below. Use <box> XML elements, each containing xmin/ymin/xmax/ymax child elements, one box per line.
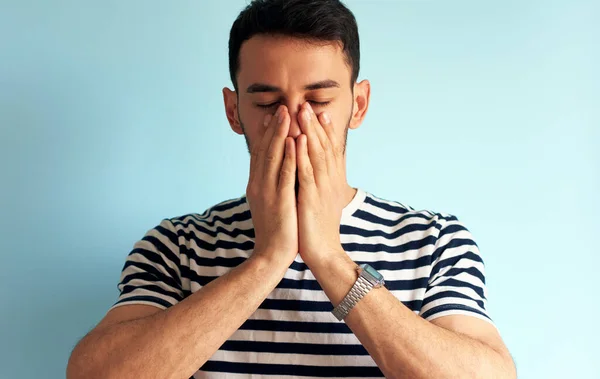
<box><xmin>331</xmin><ymin>275</ymin><xmax>373</xmax><ymax>321</ymax></box>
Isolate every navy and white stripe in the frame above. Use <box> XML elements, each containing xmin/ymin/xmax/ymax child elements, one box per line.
<box><xmin>111</xmin><ymin>188</ymin><xmax>492</xmax><ymax>378</ymax></box>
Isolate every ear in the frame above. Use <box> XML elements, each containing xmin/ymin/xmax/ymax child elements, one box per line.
<box><xmin>223</xmin><ymin>87</ymin><xmax>243</xmax><ymax>135</ymax></box>
<box><xmin>348</xmin><ymin>79</ymin><xmax>370</xmax><ymax>130</ymax></box>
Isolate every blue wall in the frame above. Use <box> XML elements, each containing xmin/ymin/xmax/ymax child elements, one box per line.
<box><xmin>1</xmin><ymin>1</ymin><xmax>598</xmax><ymax>377</ymax></box>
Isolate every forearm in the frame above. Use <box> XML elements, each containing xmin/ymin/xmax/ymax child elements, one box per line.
<box><xmin>348</xmin><ymin>293</ymin><xmax>513</xmax><ymax>379</ymax></box>
<box><xmin>307</xmin><ymin>250</ymin><xmax>515</xmax><ymax>379</ymax></box>
<box><xmin>68</xmin><ymin>254</ymin><xmax>288</xmax><ymax>379</ymax></box>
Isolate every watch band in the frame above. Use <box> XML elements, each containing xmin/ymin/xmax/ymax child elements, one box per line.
<box><xmin>331</xmin><ymin>272</ymin><xmax>373</xmax><ymax>321</ymax></box>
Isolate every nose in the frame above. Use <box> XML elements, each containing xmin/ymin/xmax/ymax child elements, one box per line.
<box><xmin>288</xmin><ymin>118</ymin><xmax>302</xmax><ymax>139</ymax></box>
<box><xmin>286</xmin><ymin>104</ymin><xmax>303</xmax><ymax>139</ymax></box>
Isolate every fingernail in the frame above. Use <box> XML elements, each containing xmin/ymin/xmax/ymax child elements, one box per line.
<box><xmin>263</xmin><ymin>113</ymin><xmax>272</xmax><ymax>127</ymax></box>
<box><xmin>322</xmin><ymin>112</ymin><xmax>330</xmax><ymax>124</ymax></box>
<box><xmin>306</xmin><ymin>102</ymin><xmax>313</xmax><ymax>114</ymax></box>
<box><xmin>303</xmin><ymin>108</ymin><xmax>311</xmax><ymax>122</ymax></box>
<box><xmin>278</xmin><ymin>106</ymin><xmax>286</xmax><ymax>123</ymax></box>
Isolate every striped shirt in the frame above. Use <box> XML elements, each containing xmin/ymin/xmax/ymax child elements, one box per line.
<box><xmin>111</xmin><ymin>187</ymin><xmax>493</xmax><ymax>378</ymax></box>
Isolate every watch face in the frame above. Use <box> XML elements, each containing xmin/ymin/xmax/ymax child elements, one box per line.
<box><xmin>361</xmin><ymin>264</ymin><xmax>384</xmax><ymax>282</ymax></box>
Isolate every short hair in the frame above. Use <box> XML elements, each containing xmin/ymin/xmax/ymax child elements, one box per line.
<box><xmin>228</xmin><ymin>0</ymin><xmax>360</xmax><ymax>91</ymax></box>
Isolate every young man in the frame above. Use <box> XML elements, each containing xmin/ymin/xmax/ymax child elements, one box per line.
<box><xmin>67</xmin><ymin>1</ymin><xmax>516</xmax><ymax>378</ymax></box>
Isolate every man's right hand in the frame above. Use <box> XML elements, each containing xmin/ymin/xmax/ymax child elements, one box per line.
<box><xmin>246</xmin><ymin>105</ymin><xmax>298</xmax><ymax>267</ymax></box>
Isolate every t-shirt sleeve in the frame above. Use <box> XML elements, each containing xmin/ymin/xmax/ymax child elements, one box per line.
<box><xmin>109</xmin><ymin>218</ymin><xmax>184</xmax><ymax>311</ymax></box>
<box><xmin>421</xmin><ymin>214</ymin><xmax>494</xmax><ymax>325</ymax></box>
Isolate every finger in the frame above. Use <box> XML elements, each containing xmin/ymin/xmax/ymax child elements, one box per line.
<box><xmin>278</xmin><ymin>137</ymin><xmax>297</xmax><ymax>191</ymax></box>
<box><xmin>263</xmin><ymin>105</ymin><xmax>290</xmax><ymax>189</ymax></box>
<box><xmin>311</xmin><ymin>109</ymin><xmax>337</xmax><ymax>173</ymax></box>
<box><xmin>306</xmin><ymin>104</ymin><xmax>329</xmax><ymax>150</ymax></box>
<box><xmin>316</xmin><ymin>111</ymin><xmax>339</xmax><ymax>172</ymax></box>
<box><xmin>296</xmin><ymin>134</ymin><xmax>316</xmax><ymax>188</ymax></box>
<box><xmin>317</xmin><ymin>111</ymin><xmax>337</xmax><ymax>149</ymax></box>
<box><xmin>249</xmin><ymin>112</ymin><xmax>273</xmax><ymax>184</ymax></box>
<box><xmin>254</xmin><ymin>105</ymin><xmax>285</xmax><ymax>184</ymax></box>
<box><xmin>298</xmin><ymin>103</ymin><xmax>327</xmax><ymax>183</ymax></box>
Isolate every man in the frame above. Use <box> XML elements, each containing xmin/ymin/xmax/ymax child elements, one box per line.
<box><xmin>67</xmin><ymin>0</ymin><xmax>516</xmax><ymax>378</ymax></box>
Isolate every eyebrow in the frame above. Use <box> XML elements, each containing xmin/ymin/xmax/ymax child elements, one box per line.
<box><xmin>246</xmin><ymin>79</ymin><xmax>340</xmax><ymax>93</ymax></box>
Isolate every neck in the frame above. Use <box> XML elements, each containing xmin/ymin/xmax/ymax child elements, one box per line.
<box><xmin>293</xmin><ymin>178</ymin><xmax>356</xmax><ymax>208</ymax></box>
<box><xmin>343</xmin><ymin>184</ymin><xmax>358</xmax><ymax>209</ymax></box>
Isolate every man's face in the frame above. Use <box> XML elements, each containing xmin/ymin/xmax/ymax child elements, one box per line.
<box><xmin>232</xmin><ymin>34</ymin><xmax>359</xmax><ymax>148</ymax></box>
<box><xmin>223</xmin><ymin>34</ymin><xmax>370</xmax><ymax>190</ymax></box>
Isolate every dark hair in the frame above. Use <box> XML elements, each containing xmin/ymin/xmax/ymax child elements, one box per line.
<box><xmin>228</xmin><ymin>0</ymin><xmax>360</xmax><ymax>92</ymax></box>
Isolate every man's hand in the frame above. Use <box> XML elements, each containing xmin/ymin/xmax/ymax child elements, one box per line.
<box><xmin>247</xmin><ymin>105</ymin><xmax>299</xmax><ymax>267</ymax></box>
<box><xmin>295</xmin><ymin>102</ymin><xmax>348</xmax><ymax>265</ymax></box>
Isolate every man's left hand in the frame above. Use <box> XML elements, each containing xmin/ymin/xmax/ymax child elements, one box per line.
<box><xmin>296</xmin><ymin>102</ymin><xmax>348</xmax><ymax>265</ymax></box>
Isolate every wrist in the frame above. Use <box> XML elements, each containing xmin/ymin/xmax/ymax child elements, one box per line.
<box><xmin>302</xmin><ymin>245</ymin><xmax>348</xmax><ymax>269</ymax></box>
<box><xmin>248</xmin><ymin>249</ymin><xmax>295</xmax><ymax>271</ymax></box>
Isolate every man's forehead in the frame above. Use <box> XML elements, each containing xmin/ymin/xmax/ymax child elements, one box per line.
<box><xmin>237</xmin><ymin>34</ymin><xmax>350</xmax><ymax>89</ymax></box>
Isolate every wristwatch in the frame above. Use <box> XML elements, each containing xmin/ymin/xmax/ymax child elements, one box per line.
<box><xmin>331</xmin><ymin>263</ymin><xmax>385</xmax><ymax>321</ymax></box>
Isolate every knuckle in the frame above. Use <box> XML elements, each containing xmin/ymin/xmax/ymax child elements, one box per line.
<box><xmin>257</xmin><ymin>143</ymin><xmax>268</xmax><ymax>154</ymax></box>
<box><xmin>280</xmin><ymin>166</ymin><xmax>293</xmax><ymax>177</ymax></box>
<box><xmin>265</xmin><ymin>153</ymin><xmax>277</xmax><ymax>163</ymax></box>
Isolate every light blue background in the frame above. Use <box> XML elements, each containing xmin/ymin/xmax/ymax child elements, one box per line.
<box><xmin>1</xmin><ymin>1</ymin><xmax>598</xmax><ymax>378</ymax></box>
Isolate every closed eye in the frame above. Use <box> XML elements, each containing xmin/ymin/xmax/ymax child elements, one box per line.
<box><xmin>256</xmin><ymin>100</ymin><xmax>331</xmax><ymax>109</ymax></box>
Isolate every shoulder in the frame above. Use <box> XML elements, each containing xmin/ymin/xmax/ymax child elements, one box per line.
<box><xmin>362</xmin><ymin>190</ymin><xmax>466</xmax><ymax>238</ymax></box>
<box><xmin>168</xmin><ymin>194</ymin><xmax>248</xmax><ymax>226</ymax></box>
<box><xmin>161</xmin><ymin>194</ymin><xmax>251</xmax><ymax>242</ymax></box>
